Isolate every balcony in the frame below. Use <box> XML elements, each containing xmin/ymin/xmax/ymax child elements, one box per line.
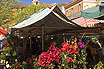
<box><xmin>67</xmin><ymin>12</ymin><xmax>81</xmax><ymax>20</ymax></box>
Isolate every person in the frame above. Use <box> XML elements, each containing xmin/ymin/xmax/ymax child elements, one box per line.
<box><xmin>0</xmin><ymin>40</ymin><xmax>3</xmax><ymax>53</ymax></box>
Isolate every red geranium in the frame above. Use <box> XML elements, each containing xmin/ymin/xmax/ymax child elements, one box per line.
<box><xmin>37</xmin><ymin>43</ymin><xmax>61</xmax><ymax>68</ymax></box>
<box><xmin>67</xmin><ymin>57</ymin><xmax>72</xmax><ymax>63</ymax></box>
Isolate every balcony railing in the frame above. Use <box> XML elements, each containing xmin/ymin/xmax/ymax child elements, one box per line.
<box><xmin>67</xmin><ymin>12</ymin><xmax>81</xmax><ymax>20</ymax></box>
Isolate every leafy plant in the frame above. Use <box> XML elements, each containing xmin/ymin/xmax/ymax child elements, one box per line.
<box><xmin>93</xmin><ymin>61</ymin><xmax>104</xmax><ymax>69</ymax></box>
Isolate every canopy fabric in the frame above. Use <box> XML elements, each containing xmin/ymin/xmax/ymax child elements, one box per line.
<box><xmin>72</xmin><ymin>17</ymin><xmax>104</xmax><ymax>27</ymax></box>
<box><xmin>12</xmin><ymin>6</ymin><xmax>81</xmax><ymax>37</ymax></box>
<box><xmin>80</xmin><ymin>4</ymin><xmax>104</xmax><ymax>19</ymax></box>
<box><xmin>12</xmin><ymin>6</ymin><xmax>55</xmax><ymax>28</ymax></box>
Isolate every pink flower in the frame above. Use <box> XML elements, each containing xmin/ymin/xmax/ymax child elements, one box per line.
<box><xmin>46</xmin><ymin>64</ymin><xmax>48</xmax><ymax>67</ymax></box>
<box><xmin>55</xmin><ymin>59</ymin><xmax>59</xmax><ymax>63</ymax></box>
<box><xmin>37</xmin><ymin>62</ymin><xmax>41</xmax><ymax>66</ymax></box>
<box><xmin>15</xmin><ymin>63</ymin><xmax>18</xmax><ymax>68</ymax></box>
<box><xmin>61</xmin><ymin>42</ymin><xmax>66</xmax><ymax>46</ymax></box>
<box><xmin>29</xmin><ymin>59</ymin><xmax>32</xmax><ymax>63</ymax></box>
<box><xmin>38</xmin><ymin>43</ymin><xmax>61</xmax><ymax>67</ymax></box>
<box><xmin>61</xmin><ymin>48</ymin><xmax>66</xmax><ymax>52</ymax></box>
<box><xmin>68</xmin><ymin>49</ymin><xmax>72</xmax><ymax>54</ymax></box>
<box><xmin>67</xmin><ymin>57</ymin><xmax>72</xmax><ymax>63</ymax></box>
<box><xmin>75</xmin><ymin>51</ymin><xmax>78</xmax><ymax>54</ymax></box>
<box><xmin>41</xmin><ymin>64</ymin><xmax>45</xmax><ymax>67</ymax></box>
<box><xmin>26</xmin><ymin>59</ymin><xmax>28</xmax><ymax>62</ymax></box>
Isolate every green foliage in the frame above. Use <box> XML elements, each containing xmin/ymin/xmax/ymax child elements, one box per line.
<box><xmin>32</xmin><ymin>55</ymin><xmax>38</xmax><ymax>69</ymax></box>
<box><xmin>0</xmin><ymin>0</ymin><xmax>48</xmax><ymax>27</ymax></box>
<box><xmin>0</xmin><ymin>47</ymin><xmax>12</xmax><ymax>60</ymax></box>
<box><xmin>0</xmin><ymin>0</ymin><xmax>21</xmax><ymax>27</ymax></box>
<box><xmin>77</xmin><ymin>48</ymin><xmax>87</xmax><ymax>69</ymax></box>
<box><xmin>15</xmin><ymin>3</ymin><xmax>48</xmax><ymax>24</ymax></box>
<box><xmin>93</xmin><ymin>61</ymin><xmax>104</xmax><ymax>69</ymax></box>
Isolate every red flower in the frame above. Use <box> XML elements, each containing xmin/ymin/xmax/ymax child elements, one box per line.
<box><xmin>63</xmin><ymin>59</ymin><xmax>65</xmax><ymax>61</ymax></box>
<box><xmin>26</xmin><ymin>59</ymin><xmax>28</xmax><ymax>62</ymax></box>
<box><xmin>55</xmin><ymin>59</ymin><xmax>59</xmax><ymax>63</ymax></box>
<box><xmin>29</xmin><ymin>59</ymin><xmax>32</xmax><ymax>63</ymax></box>
<box><xmin>71</xmin><ymin>55</ymin><xmax>74</xmax><ymax>56</ymax></box>
<box><xmin>68</xmin><ymin>49</ymin><xmax>72</xmax><ymax>54</ymax></box>
<box><xmin>10</xmin><ymin>64</ymin><xmax>12</xmax><ymax>66</ymax></box>
<box><xmin>38</xmin><ymin>43</ymin><xmax>61</xmax><ymax>67</ymax></box>
<box><xmin>46</xmin><ymin>64</ymin><xmax>48</xmax><ymax>67</ymax></box>
<box><xmin>48</xmin><ymin>65</ymin><xmax>50</xmax><ymax>68</ymax></box>
<box><xmin>61</xmin><ymin>48</ymin><xmax>66</xmax><ymax>52</ymax></box>
<box><xmin>15</xmin><ymin>63</ymin><xmax>18</xmax><ymax>68</ymax></box>
<box><xmin>78</xmin><ymin>48</ymin><xmax>80</xmax><ymax>51</ymax></box>
<box><xmin>32</xmin><ymin>58</ymin><xmax>34</xmax><ymax>60</ymax></box>
<box><xmin>67</xmin><ymin>57</ymin><xmax>72</xmax><ymax>63</ymax></box>
<box><xmin>4</xmin><ymin>43</ymin><xmax>8</xmax><ymax>46</ymax></box>
<box><xmin>41</xmin><ymin>64</ymin><xmax>45</xmax><ymax>67</ymax></box>
<box><xmin>75</xmin><ymin>51</ymin><xmax>78</xmax><ymax>54</ymax></box>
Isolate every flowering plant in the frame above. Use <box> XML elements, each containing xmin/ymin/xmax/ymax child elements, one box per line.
<box><xmin>93</xmin><ymin>61</ymin><xmax>104</xmax><ymax>69</ymax></box>
<box><xmin>37</xmin><ymin>38</ymin><xmax>88</xmax><ymax>69</ymax></box>
<box><xmin>8</xmin><ymin>57</ymin><xmax>36</xmax><ymax>69</ymax></box>
<box><xmin>37</xmin><ymin>43</ymin><xmax>61</xmax><ymax>69</ymax></box>
<box><xmin>60</xmin><ymin>39</ymin><xmax>80</xmax><ymax>69</ymax></box>
<box><xmin>6</xmin><ymin>38</ymin><xmax>88</xmax><ymax>69</ymax></box>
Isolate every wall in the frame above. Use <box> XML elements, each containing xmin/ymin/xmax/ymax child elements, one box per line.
<box><xmin>65</xmin><ymin>1</ymin><xmax>83</xmax><ymax>16</ymax></box>
<box><xmin>83</xmin><ymin>0</ymin><xmax>104</xmax><ymax>10</ymax></box>
<box><xmin>83</xmin><ymin>1</ymin><xmax>97</xmax><ymax>10</ymax></box>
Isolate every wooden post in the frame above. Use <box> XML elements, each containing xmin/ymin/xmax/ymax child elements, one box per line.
<box><xmin>23</xmin><ymin>38</ymin><xmax>25</xmax><ymax>55</ymax></box>
<box><xmin>63</xmin><ymin>33</ymin><xmax>65</xmax><ymax>42</ymax></box>
<box><xmin>42</xmin><ymin>20</ymin><xmax>44</xmax><ymax>51</ymax></box>
<box><xmin>30</xmin><ymin>37</ymin><xmax>32</xmax><ymax>56</ymax></box>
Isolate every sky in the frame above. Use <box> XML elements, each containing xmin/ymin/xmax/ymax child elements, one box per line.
<box><xmin>19</xmin><ymin>0</ymin><xmax>73</xmax><ymax>5</ymax></box>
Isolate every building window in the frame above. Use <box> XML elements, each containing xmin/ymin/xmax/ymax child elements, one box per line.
<box><xmin>36</xmin><ymin>2</ymin><xmax>38</xmax><ymax>5</ymax></box>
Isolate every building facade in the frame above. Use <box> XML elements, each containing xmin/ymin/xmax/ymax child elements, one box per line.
<box><xmin>65</xmin><ymin>0</ymin><xmax>104</xmax><ymax>18</ymax></box>
<box><xmin>48</xmin><ymin>3</ymin><xmax>68</xmax><ymax>14</ymax></box>
<box><xmin>32</xmin><ymin>0</ymin><xmax>40</xmax><ymax>5</ymax></box>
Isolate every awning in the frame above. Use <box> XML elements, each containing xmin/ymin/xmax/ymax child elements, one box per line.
<box><xmin>80</xmin><ymin>4</ymin><xmax>104</xmax><ymax>20</ymax></box>
<box><xmin>0</xmin><ymin>28</ymin><xmax>7</xmax><ymax>35</ymax></box>
<box><xmin>72</xmin><ymin>17</ymin><xmax>104</xmax><ymax>27</ymax></box>
<box><xmin>12</xmin><ymin>6</ymin><xmax>82</xmax><ymax>37</ymax></box>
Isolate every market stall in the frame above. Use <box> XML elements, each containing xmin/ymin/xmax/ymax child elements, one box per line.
<box><xmin>11</xmin><ymin>6</ymin><xmax>82</xmax><ymax>56</ymax></box>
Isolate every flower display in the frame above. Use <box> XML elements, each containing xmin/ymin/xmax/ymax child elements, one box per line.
<box><xmin>37</xmin><ymin>43</ymin><xmax>61</xmax><ymax>68</ymax></box>
<box><xmin>61</xmin><ymin>41</ymin><xmax>79</xmax><ymax>67</ymax></box>
<box><xmin>78</xmin><ymin>40</ymin><xmax>85</xmax><ymax>48</ymax></box>
<box><xmin>5</xmin><ymin>38</ymin><xmax>88</xmax><ymax>69</ymax></box>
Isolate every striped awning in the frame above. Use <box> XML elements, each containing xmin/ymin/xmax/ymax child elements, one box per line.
<box><xmin>72</xmin><ymin>17</ymin><xmax>104</xmax><ymax>27</ymax></box>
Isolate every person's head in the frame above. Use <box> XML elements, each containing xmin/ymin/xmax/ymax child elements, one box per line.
<box><xmin>0</xmin><ymin>40</ymin><xmax>2</xmax><ymax>42</ymax></box>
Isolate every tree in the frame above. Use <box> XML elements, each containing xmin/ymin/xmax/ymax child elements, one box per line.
<box><xmin>15</xmin><ymin>4</ymin><xmax>48</xmax><ymax>24</ymax></box>
<box><xmin>0</xmin><ymin>0</ymin><xmax>21</xmax><ymax>28</ymax></box>
<box><xmin>0</xmin><ymin>0</ymin><xmax>48</xmax><ymax>27</ymax></box>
